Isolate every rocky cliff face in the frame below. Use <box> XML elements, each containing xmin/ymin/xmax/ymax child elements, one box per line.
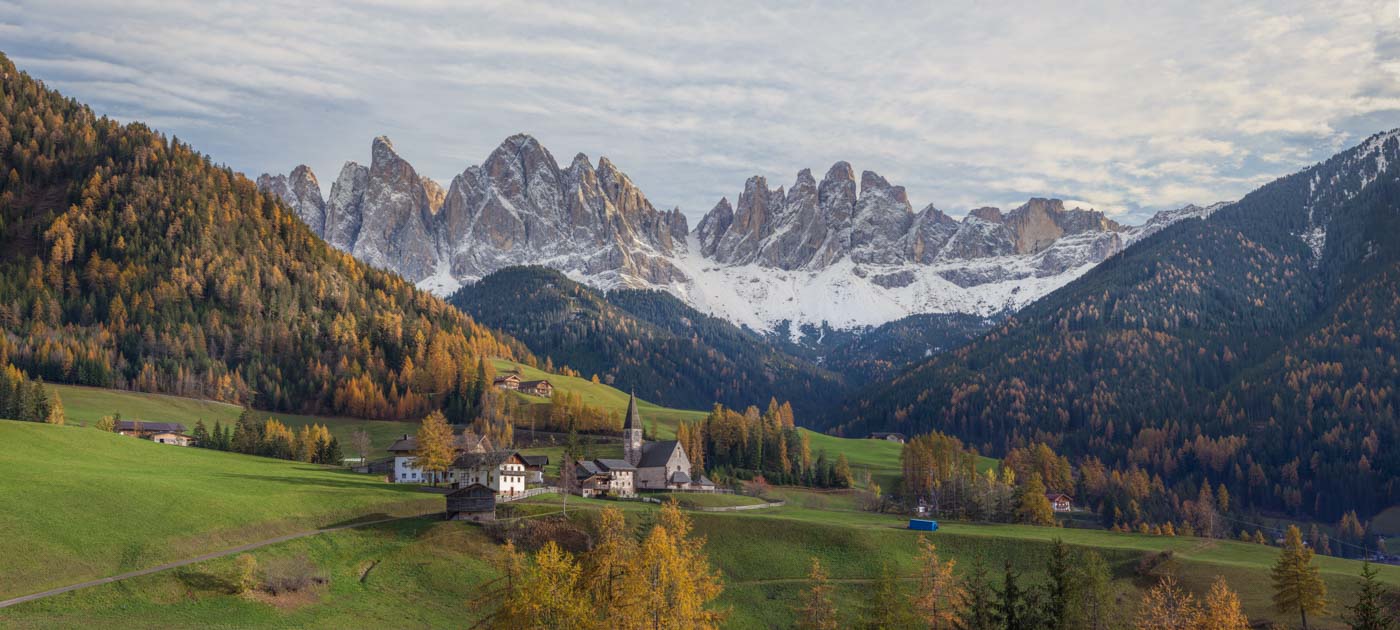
<box><xmin>260</xmin><ymin>134</ymin><xmax>1220</xmax><ymax>333</ymax></box>
<box><xmin>260</xmin><ymin>134</ymin><xmax>687</xmax><ymax>291</ymax></box>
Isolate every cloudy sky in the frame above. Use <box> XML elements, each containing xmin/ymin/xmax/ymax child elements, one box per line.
<box><xmin>4</xmin><ymin>1</ymin><xmax>1400</xmax><ymax>224</ymax></box>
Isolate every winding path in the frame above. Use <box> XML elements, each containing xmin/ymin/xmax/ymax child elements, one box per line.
<box><xmin>0</xmin><ymin>512</ymin><xmax>441</xmax><ymax>610</ymax></box>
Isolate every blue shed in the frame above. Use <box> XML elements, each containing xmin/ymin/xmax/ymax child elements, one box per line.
<box><xmin>908</xmin><ymin>519</ymin><xmax>939</xmax><ymax>531</ymax></box>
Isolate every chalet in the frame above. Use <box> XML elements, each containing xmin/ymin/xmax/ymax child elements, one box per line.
<box><xmin>149</xmin><ymin>431</ymin><xmax>192</xmax><ymax>447</ymax></box>
<box><xmin>622</xmin><ymin>392</ymin><xmax>714</xmax><ymax>491</ymax></box>
<box><xmin>580</xmin><ymin>458</ymin><xmax>636</xmax><ymax>497</ymax></box>
<box><xmin>868</xmin><ymin>432</ymin><xmax>907</xmax><ymax>444</ymax></box>
<box><xmin>575</xmin><ymin>461</ymin><xmax>612</xmax><ymax>498</ymax></box>
<box><xmin>1045</xmin><ymin>493</ymin><xmax>1074</xmax><ymax>513</ymax></box>
<box><xmin>517</xmin><ymin>380</ymin><xmax>553</xmax><ymax>397</ymax></box>
<box><xmin>451</xmin><ymin>450</ymin><xmax>528</xmax><ymax>497</ymax></box>
<box><xmin>492</xmin><ymin>374</ymin><xmax>521</xmax><ymax>390</ymax></box>
<box><xmin>387</xmin><ymin>432</ymin><xmax>493</xmax><ymax>484</ymax></box>
<box><xmin>521</xmin><ymin>454</ymin><xmax>549</xmax><ymax>484</ymax></box>
<box><xmin>446</xmin><ymin>483</ymin><xmax>497</xmax><ymax>522</ymax></box>
<box><xmin>117</xmin><ymin>421</ymin><xmax>187</xmax><ymax>439</ymax></box>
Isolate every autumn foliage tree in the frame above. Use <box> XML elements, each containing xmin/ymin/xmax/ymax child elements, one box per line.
<box><xmin>414</xmin><ymin>410</ymin><xmax>455</xmax><ymax>486</ymax></box>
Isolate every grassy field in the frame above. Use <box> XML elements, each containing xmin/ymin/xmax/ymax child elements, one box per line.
<box><xmin>0</xmin><ymin>420</ymin><xmax>441</xmax><ymax>602</ymax></box>
<box><xmin>490</xmin><ymin>358</ymin><xmax>706</xmax><ymax>437</ymax></box>
<box><xmin>7</xmin><ymin>486</ymin><xmax>1396</xmax><ymax>628</ymax></box>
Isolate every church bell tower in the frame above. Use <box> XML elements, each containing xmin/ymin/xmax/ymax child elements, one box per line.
<box><xmin>623</xmin><ymin>391</ymin><xmax>644</xmax><ymax>466</ymax></box>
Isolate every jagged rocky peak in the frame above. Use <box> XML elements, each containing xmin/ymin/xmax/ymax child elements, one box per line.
<box><xmin>351</xmin><ymin>136</ymin><xmax>439</xmax><ymax>280</ymax></box>
<box><xmin>325</xmin><ymin>161</ymin><xmax>368</xmax><ymax>251</ymax></box>
<box><xmin>695</xmin><ymin>197</ymin><xmax>733</xmax><ymax>257</ymax></box>
<box><xmin>257</xmin><ymin>165</ymin><xmax>326</xmax><ymax>235</ymax></box>
<box><xmin>422</xmin><ymin>176</ymin><xmax>446</xmax><ymax>214</ymax></box>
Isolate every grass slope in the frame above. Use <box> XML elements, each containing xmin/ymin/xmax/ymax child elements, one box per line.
<box><xmin>490</xmin><ymin>359</ymin><xmax>706</xmax><ymax>437</ymax></box>
<box><xmin>0</xmin><ymin>421</ymin><xmax>440</xmax><ymax>601</ymax></box>
<box><xmin>9</xmin><ymin>490</ymin><xmax>1395</xmax><ymax>629</ymax></box>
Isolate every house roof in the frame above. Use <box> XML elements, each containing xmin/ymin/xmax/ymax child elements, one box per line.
<box><xmin>595</xmin><ymin>458</ymin><xmax>635</xmax><ymax>472</ymax></box>
<box><xmin>521</xmin><ymin>454</ymin><xmax>549</xmax><ymax>467</ymax></box>
<box><xmin>452</xmin><ymin>450</ymin><xmax>522</xmax><ymax>470</ymax></box>
<box><xmin>576</xmin><ymin>460</ymin><xmax>607</xmax><ymax>479</ymax></box>
<box><xmin>447</xmin><ymin>483</ymin><xmax>494</xmax><ymax>497</ymax></box>
<box><xmin>518</xmin><ymin>380</ymin><xmax>551</xmax><ymax>389</ymax></box>
<box><xmin>493</xmin><ymin>374</ymin><xmax>519</xmax><ymax>383</ymax></box>
<box><xmin>623</xmin><ymin>391</ymin><xmax>642</xmax><ymax>430</ymax></box>
<box><xmin>637</xmin><ymin>440</ymin><xmax>683</xmax><ymax>468</ymax></box>
<box><xmin>695</xmin><ymin>475</ymin><xmax>716</xmax><ymax>487</ymax></box>
<box><xmin>869</xmin><ymin>432</ymin><xmax>907</xmax><ymax>440</ymax></box>
<box><xmin>670</xmin><ymin>470</ymin><xmax>693</xmax><ymax>484</ymax></box>
<box><xmin>117</xmin><ymin>421</ymin><xmax>186</xmax><ymax>433</ymax></box>
<box><xmin>388</xmin><ymin>432</ymin><xmax>492</xmax><ymax>454</ymax></box>
<box><xmin>1045</xmin><ymin>493</ymin><xmax>1073</xmax><ymax>502</ymax></box>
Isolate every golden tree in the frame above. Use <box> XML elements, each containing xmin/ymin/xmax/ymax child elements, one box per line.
<box><xmin>1135</xmin><ymin>575</ymin><xmax>1200</xmax><ymax>630</ymax></box>
<box><xmin>1198</xmin><ymin>577</ymin><xmax>1250</xmax><ymax>630</ymax></box>
<box><xmin>795</xmin><ymin>557</ymin><xmax>839</xmax><ymax>630</ymax></box>
<box><xmin>1271</xmin><ymin>524</ymin><xmax>1327</xmax><ymax>629</ymax></box>
<box><xmin>491</xmin><ymin>541</ymin><xmax>596</xmax><ymax>629</ymax></box>
<box><xmin>583</xmin><ymin>507</ymin><xmax>642</xmax><ymax>626</ymax></box>
<box><xmin>414</xmin><ymin>410</ymin><xmax>455</xmax><ymax>486</ymax></box>
<box><xmin>1016</xmin><ymin>474</ymin><xmax>1056</xmax><ymax>526</ymax></box>
<box><xmin>637</xmin><ymin>501</ymin><xmax>725</xmax><ymax>629</ymax></box>
<box><xmin>911</xmin><ymin>536</ymin><xmax>964</xmax><ymax>628</ymax></box>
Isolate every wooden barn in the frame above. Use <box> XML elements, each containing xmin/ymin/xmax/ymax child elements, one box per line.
<box><xmin>492</xmin><ymin>374</ymin><xmax>521</xmax><ymax>390</ymax></box>
<box><xmin>446</xmin><ymin>483</ymin><xmax>497</xmax><ymax>522</ymax></box>
<box><xmin>517</xmin><ymin>380</ymin><xmax>554</xmax><ymax>397</ymax></box>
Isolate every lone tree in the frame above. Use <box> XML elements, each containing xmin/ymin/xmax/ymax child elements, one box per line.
<box><xmin>1017</xmin><ymin>474</ymin><xmax>1056</xmax><ymax>526</ymax></box>
<box><xmin>1272</xmin><ymin>525</ymin><xmax>1328</xmax><ymax>629</ymax></box>
<box><xmin>796</xmin><ymin>557</ymin><xmax>838</xmax><ymax>630</ymax></box>
<box><xmin>1344</xmin><ymin>562</ymin><xmax>1396</xmax><ymax>630</ymax></box>
<box><xmin>413</xmin><ymin>410</ymin><xmax>455</xmax><ymax>486</ymax></box>
<box><xmin>350</xmin><ymin>427</ymin><xmax>372</xmax><ymax>464</ymax></box>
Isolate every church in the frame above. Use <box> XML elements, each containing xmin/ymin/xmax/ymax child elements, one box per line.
<box><xmin>623</xmin><ymin>392</ymin><xmax>715</xmax><ymax>491</ymax></box>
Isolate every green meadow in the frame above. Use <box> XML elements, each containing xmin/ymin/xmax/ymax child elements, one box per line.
<box><xmin>0</xmin><ymin>421</ymin><xmax>440</xmax><ymax>602</ymax></box>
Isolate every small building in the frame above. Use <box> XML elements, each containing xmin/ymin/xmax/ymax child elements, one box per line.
<box><xmin>517</xmin><ymin>380</ymin><xmax>554</xmax><ymax>397</ymax></box>
<box><xmin>492</xmin><ymin>374</ymin><xmax>521</xmax><ymax>390</ymax></box>
<box><xmin>387</xmin><ymin>432</ymin><xmax>493</xmax><ymax>484</ymax></box>
<box><xmin>452</xmin><ymin>451</ymin><xmax>529</xmax><ymax>497</ymax></box>
<box><xmin>909</xmin><ymin>519</ymin><xmax>939</xmax><ymax>531</ymax></box>
<box><xmin>117</xmin><ymin>421</ymin><xmax>187</xmax><ymax>439</ymax></box>
<box><xmin>521</xmin><ymin>454</ymin><xmax>549</xmax><ymax>484</ymax></box>
<box><xmin>446</xmin><ymin>483</ymin><xmax>497</xmax><ymax>522</ymax></box>
<box><xmin>593</xmin><ymin>458</ymin><xmax>637</xmax><ymax>497</ymax></box>
<box><xmin>1046</xmin><ymin>493</ymin><xmax>1074</xmax><ymax>513</ymax></box>
<box><xmin>868</xmin><ymin>432</ymin><xmax>907</xmax><ymax>443</ymax></box>
<box><xmin>149</xmin><ymin>431</ymin><xmax>192</xmax><ymax>447</ymax></box>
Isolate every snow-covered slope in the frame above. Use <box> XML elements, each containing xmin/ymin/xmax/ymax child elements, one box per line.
<box><xmin>259</xmin><ymin>133</ymin><xmax>1227</xmax><ymax>334</ymax></box>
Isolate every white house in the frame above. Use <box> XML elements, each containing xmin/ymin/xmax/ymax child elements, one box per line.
<box><xmin>149</xmin><ymin>431</ymin><xmax>192</xmax><ymax>446</ymax></box>
<box><xmin>452</xmin><ymin>451</ymin><xmax>528</xmax><ymax>497</ymax></box>
<box><xmin>387</xmin><ymin>432</ymin><xmax>492</xmax><ymax>484</ymax></box>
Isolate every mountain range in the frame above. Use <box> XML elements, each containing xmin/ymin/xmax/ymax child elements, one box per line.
<box><xmin>842</xmin><ymin>128</ymin><xmax>1400</xmax><ymax>521</ymax></box>
<box><xmin>259</xmin><ymin>136</ymin><xmax>1223</xmax><ymax>334</ymax></box>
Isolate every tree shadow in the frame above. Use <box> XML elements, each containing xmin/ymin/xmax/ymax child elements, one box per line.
<box><xmin>176</xmin><ymin>568</ymin><xmax>235</xmax><ymax>594</ymax></box>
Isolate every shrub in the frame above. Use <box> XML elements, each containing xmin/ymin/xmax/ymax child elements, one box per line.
<box><xmin>233</xmin><ymin>554</ymin><xmax>258</xmax><ymax>594</ymax></box>
<box><xmin>260</xmin><ymin>555</ymin><xmax>326</xmax><ymax>595</ymax></box>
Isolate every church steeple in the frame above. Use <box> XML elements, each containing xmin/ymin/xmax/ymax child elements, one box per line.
<box><xmin>623</xmin><ymin>390</ymin><xmax>644</xmax><ymax>466</ymax></box>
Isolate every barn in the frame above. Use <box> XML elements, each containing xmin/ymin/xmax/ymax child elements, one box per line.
<box><xmin>446</xmin><ymin>483</ymin><xmax>497</xmax><ymax>522</ymax></box>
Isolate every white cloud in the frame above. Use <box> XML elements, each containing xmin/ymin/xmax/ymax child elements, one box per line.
<box><xmin>2</xmin><ymin>0</ymin><xmax>1398</xmax><ymax>224</ymax></box>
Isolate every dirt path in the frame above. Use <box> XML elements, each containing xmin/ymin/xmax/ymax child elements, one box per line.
<box><xmin>0</xmin><ymin>513</ymin><xmax>441</xmax><ymax>610</ymax></box>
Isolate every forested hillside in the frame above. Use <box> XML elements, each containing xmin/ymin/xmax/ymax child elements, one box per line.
<box><xmin>449</xmin><ymin>266</ymin><xmax>847</xmax><ymax>417</ymax></box>
<box><xmin>844</xmin><ymin>130</ymin><xmax>1400</xmax><ymax>522</ymax></box>
<box><xmin>0</xmin><ymin>53</ymin><xmax>531</xmax><ymax>420</ymax></box>
<box><xmin>771</xmin><ymin>313</ymin><xmax>996</xmax><ymax>387</ymax></box>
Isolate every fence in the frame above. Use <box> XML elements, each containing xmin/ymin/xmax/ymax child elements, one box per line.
<box><xmin>498</xmin><ymin>486</ymin><xmax>559</xmax><ymax>503</ymax></box>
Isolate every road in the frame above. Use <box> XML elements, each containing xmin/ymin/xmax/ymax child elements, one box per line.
<box><xmin>0</xmin><ymin>512</ymin><xmax>440</xmax><ymax>610</ymax></box>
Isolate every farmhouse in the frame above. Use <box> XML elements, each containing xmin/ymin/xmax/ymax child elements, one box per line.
<box><xmin>116</xmin><ymin>421</ymin><xmax>191</xmax><ymax>445</ymax></box>
<box><xmin>445</xmin><ymin>483</ymin><xmax>497</xmax><ymax>522</ymax></box>
<box><xmin>492</xmin><ymin>374</ymin><xmax>521</xmax><ymax>390</ymax></box>
<box><xmin>517</xmin><ymin>380</ymin><xmax>553</xmax><ymax>397</ymax></box>
<box><xmin>622</xmin><ymin>392</ymin><xmax>714</xmax><ymax>491</ymax></box>
<box><xmin>521</xmin><ymin>454</ymin><xmax>549</xmax><ymax>484</ymax></box>
<box><xmin>1046</xmin><ymin>493</ymin><xmax>1074</xmax><ymax>513</ymax></box>
<box><xmin>451</xmin><ymin>450</ymin><xmax>528</xmax><ymax>497</ymax></box>
<box><xmin>574</xmin><ymin>458</ymin><xmax>636</xmax><ymax>497</ymax></box>
<box><xmin>868</xmin><ymin>432</ymin><xmax>907</xmax><ymax>443</ymax></box>
<box><xmin>387</xmin><ymin>432</ymin><xmax>493</xmax><ymax>484</ymax></box>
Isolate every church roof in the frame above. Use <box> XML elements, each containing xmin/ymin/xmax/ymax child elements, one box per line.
<box><xmin>670</xmin><ymin>470</ymin><xmax>693</xmax><ymax>484</ymax></box>
<box><xmin>595</xmin><ymin>458</ymin><xmax>636</xmax><ymax>472</ymax></box>
<box><xmin>624</xmin><ymin>391</ymin><xmax>642</xmax><ymax>431</ymax></box>
<box><xmin>638</xmin><ymin>440</ymin><xmax>683</xmax><ymax>469</ymax></box>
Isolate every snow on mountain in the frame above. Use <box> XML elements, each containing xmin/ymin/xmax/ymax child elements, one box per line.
<box><xmin>259</xmin><ymin>133</ymin><xmax>1226</xmax><ymax>335</ymax></box>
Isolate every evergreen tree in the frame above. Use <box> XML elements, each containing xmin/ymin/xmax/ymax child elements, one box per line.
<box><xmin>1045</xmin><ymin>538</ymin><xmax>1073</xmax><ymax>629</ymax></box>
<box><xmin>191</xmin><ymin>419</ymin><xmax>209</xmax><ymax>448</ymax></box>
<box><xmin>1344</xmin><ymin>562</ymin><xmax>1396</xmax><ymax>630</ymax></box>
<box><xmin>863</xmin><ymin>562</ymin><xmax>914</xmax><ymax>629</ymax></box>
<box><xmin>1067</xmin><ymin>550</ymin><xmax>1114</xmax><ymax>630</ymax></box>
<box><xmin>1272</xmin><ymin>525</ymin><xmax>1328</xmax><ymax>629</ymax></box>
<box><xmin>955</xmin><ymin>563</ymin><xmax>998</xmax><ymax>630</ymax></box>
<box><xmin>996</xmin><ymin>561</ymin><xmax>1031</xmax><ymax>630</ymax></box>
